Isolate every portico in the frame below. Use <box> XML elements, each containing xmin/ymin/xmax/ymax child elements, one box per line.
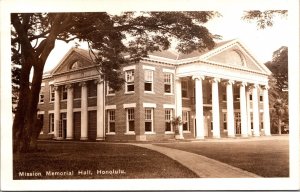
<box><xmin>174</xmin><ymin>74</ymin><xmax>271</xmax><ymax>139</ymax></box>
<box><xmin>174</xmin><ymin>40</ymin><xmax>272</xmax><ymax>139</ymax></box>
<box><xmin>52</xmin><ymin>78</ymin><xmax>105</xmax><ymax>140</ymax></box>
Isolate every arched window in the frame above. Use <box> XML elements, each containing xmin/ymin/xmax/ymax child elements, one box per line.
<box><xmin>70</xmin><ymin>61</ymin><xmax>79</xmax><ymax>70</ymax></box>
<box><xmin>228</xmin><ymin>50</ymin><xmax>246</xmax><ymax>66</ymax></box>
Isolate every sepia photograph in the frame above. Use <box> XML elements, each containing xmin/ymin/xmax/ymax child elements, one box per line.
<box><xmin>1</xmin><ymin>0</ymin><xmax>299</xmax><ymax>191</ymax></box>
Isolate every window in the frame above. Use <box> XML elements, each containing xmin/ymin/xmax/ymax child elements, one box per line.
<box><xmin>260</xmin><ymin>113</ymin><xmax>263</xmax><ymax>128</ymax></box>
<box><xmin>108</xmin><ymin>110</ymin><xmax>116</xmax><ymax>133</ymax></box>
<box><xmin>73</xmin><ymin>83</ymin><xmax>81</xmax><ymax>99</ymax></box>
<box><xmin>61</xmin><ymin>86</ymin><xmax>67</xmax><ymax>100</ymax></box>
<box><xmin>235</xmin><ymin>112</ymin><xmax>241</xmax><ymax>134</ymax></box>
<box><xmin>144</xmin><ymin>70</ymin><xmax>153</xmax><ymax>92</ymax></box>
<box><xmin>50</xmin><ymin>86</ymin><xmax>55</xmax><ymax>102</ymax></box>
<box><xmin>49</xmin><ymin>113</ymin><xmax>54</xmax><ymax>133</ymax></box>
<box><xmin>127</xmin><ymin>108</ymin><xmax>135</xmax><ymax>132</ymax></box>
<box><xmin>37</xmin><ymin>114</ymin><xmax>44</xmax><ymax>126</ymax></box>
<box><xmin>222</xmin><ymin>94</ymin><xmax>226</xmax><ymax>101</ymax></box>
<box><xmin>39</xmin><ymin>86</ymin><xmax>45</xmax><ymax>103</ymax></box>
<box><xmin>250</xmin><ymin>94</ymin><xmax>253</xmax><ymax>101</ymax></box>
<box><xmin>251</xmin><ymin>113</ymin><xmax>253</xmax><ymax>129</ymax></box>
<box><xmin>228</xmin><ymin>50</ymin><xmax>245</xmax><ymax>66</ymax></box>
<box><xmin>88</xmin><ymin>81</ymin><xmax>97</xmax><ymax>97</ymax></box>
<box><xmin>164</xmin><ymin>73</ymin><xmax>173</xmax><ymax>93</ymax></box>
<box><xmin>39</xmin><ymin>94</ymin><xmax>44</xmax><ymax>103</ymax></box>
<box><xmin>125</xmin><ymin>70</ymin><xmax>135</xmax><ymax>93</ymax></box>
<box><xmin>107</xmin><ymin>84</ymin><xmax>115</xmax><ymax>95</ymax></box>
<box><xmin>70</xmin><ymin>61</ymin><xmax>79</xmax><ymax>70</ymax></box>
<box><xmin>223</xmin><ymin>113</ymin><xmax>227</xmax><ymax>130</ymax></box>
<box><xmin>165</xmin><ymin>109</ymin><xmax>173</xmax><ymax>132</ymax></box>
<box><xmin>260</xmin><ymin>95</ymin><xmax>263</xmax><ymax>102</ymax></box>
<box><xmin>37</xmin><ymin>114</ymin><xmax>44</xmax><ymax>134</ymax></box>
<box><xmin>145</xmin><ymin>108</ymin><xmax>153</xmax><ymax>132</ymax></box>
<box><xmin>182</xmin><ymin>111</ymin><xmax>190</xmax><ymax>131</ymax></box>
<box><xmin>182</xmin><ymin>80</ymin><xmax>188</xmax><ymax>98</ymax></box>
<box><xmin>234</xmin><ymin>94</ymin><xmax>240</xmax><ymax>101</ymax></box>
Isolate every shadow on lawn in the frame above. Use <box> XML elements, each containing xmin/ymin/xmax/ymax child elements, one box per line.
<box><xmin>13</xmin><ymin>141</ymin><xmax>198</xmax><ymax>179</ymax></box>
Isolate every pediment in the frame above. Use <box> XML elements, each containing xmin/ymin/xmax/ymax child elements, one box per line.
<box><xmin>200</xmin><ymin>40</ymin><xmax>271</xmax><ymax>75</ymax></box>
<box><xmin>51</xmin><ymin>48</ymin><xmax>94</xmax><ymax>75</ymax></box>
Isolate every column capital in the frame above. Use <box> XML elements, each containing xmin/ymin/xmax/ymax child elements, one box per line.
<box><xmin>65</xmin><ymin>84</ymin><xmax>73</xmax><ymax>89</ymax></box>
<box><xmin>261</xmin><ymin>84</ymin><xmax>270</xmax><ymax>90</ymax></box>
<box><xmin>174</xmin><ymin>76</ymin><xmax>181</xmax><ymax>81</ymax></box>
<box><xmin>237</xmin><ymin>81</ymin><xmax>247</xmax><ymax>87</ymax></box>
<box><xmin>248</xmin><ymin>83</ymin><xmax>259</xmax><ymax>89</ymax></box>
<box><xmin>52</xmin><ymin>85</ymin><xmax>59</xmax><ymax>91</ymax></box>
<box><xmin>94</xmin><ymin>78</ymin><xmax>104</xmax><ymax>84</ymax></box>
<box><xmin>79</xmin><ymin>81</ymin><xmax>87</xmax><ymax>87</ymax></box>
<box><xmin>208</xmin><ymin>77</ymin><xmax>220</xmax><ymax>83</ymax></box>
<box><xmin>192</xmin><ymin>75</ymin><xmax>205</xmax><ymax>81</ymax></box>
<box><xmin>222</xmin><ymin>79</ymin><xmax>235</xmax><ymax>86</ymax></box>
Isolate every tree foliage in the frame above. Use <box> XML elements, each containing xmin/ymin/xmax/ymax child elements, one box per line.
<box><xmin>266</xmin><ymin>46</ymin><xmax>288</xmax><ymax>99</ymax></box>
<box><xmin>11</xmin><ymin>12</ymin><xmax>220</xmax><ymax>152</ymax></box>
<box><xmin>242</xmin><ymin>10</ymin><xmax>287</xmax><ymax>29</ymax></box>
<box><xmin>265</xmin><ymin>46</ymin><xmax>288</xmax><ymax>134</ymax></box>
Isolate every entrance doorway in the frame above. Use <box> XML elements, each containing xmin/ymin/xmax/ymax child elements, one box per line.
<box><xmin>235</xmin><ymin>112</ymin><xmax>241</xmax><ymax>134</ymax></box>
<box><xmin>193</xmin><ymin>111</ymin><xmax>211</xmax><ymax>137</ymax></box>
<box><xmin>59</xmin><ymin>113</ymin><xmax>67</xmax><ymax>139</ymax></box>
<box><xmin>204</xmin><ymin>110</ymin><xmax>212</xmax><ymax>137</ymax></box>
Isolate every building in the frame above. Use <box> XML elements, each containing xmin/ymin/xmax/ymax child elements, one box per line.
<box><xmin>37</xmin><ymin>39</ymin><xmax>272</xmax><ymax>141</ymax></box>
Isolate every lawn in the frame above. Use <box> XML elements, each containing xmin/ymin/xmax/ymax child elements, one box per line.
<box><xmin>13</xmin><ymin>141</ymin><xmax>198</xmax><ymax>179</ymax></box>
<box><xmin>155</xmin><ymin>137</ymin><xmax>289</xmax><ymax>177</ymax></box>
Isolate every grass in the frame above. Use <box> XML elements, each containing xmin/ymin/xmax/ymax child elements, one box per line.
<box><xmin>155</xmin><ymin>137</ymin><xmax>289</xmax><ymax>177</ymax></box>
<box><xmin>13</xmin><ymin>141</ymin><xmax>198</xmax><ymax>179</ymax></box>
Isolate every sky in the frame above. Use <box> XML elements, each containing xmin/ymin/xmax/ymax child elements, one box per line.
<box><xmin>44</xmin><ymin>10</ymin><xmax>288</xmax><ymax>72</ymax></box>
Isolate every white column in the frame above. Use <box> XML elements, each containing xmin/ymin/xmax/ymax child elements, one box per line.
<box><xmin>53</xmin><ymin>86</ymin><xmax>60</xmax><ymax>139</ymax></box>
<box><xmin>226</xmin><ymin>80</ymin><xmax>235</xmax><ymax>138</ymax></box>
<box><xmin>211</xmin><ymin>78</ymin><xmax>221</xmax><ymax>138</ymax></box>
<box><xmin>175</xmin><ymin>77</ymin><xmax>184</xmax><ymax>139</ymax></box>
<box><xmin>193</xmin><ymin>75</ymin><xmax>205</xmax><ymax>139</ymax></box>
<box><xmin>246</xmin><ymin>87</ymin><xmax>252</xmax><ymax>136</ymax></box>
<box><xmin>252</xmin><ymin>84</ymin><xmax>260</xmax><ymax>136</ymax></box>
<box><xmin>262</xmin><ymin>85</ymin><xmax>271</xmax><ymax>136</ymax></box>
<box><xmin>66</xmin><ymin>84</ymin><xmax>73</xmax><ymax>139</ymax></box>
<box><xmin>80</xmin><ymin>82</ymin><xmax>88</xmax><ymax>140</ymax></box>
<box><xmin>96</xmin><ymin>79</ymin><xmax>105</xmax><ymax>140</ymax></box>
<box><xmin>239</xmin><ymin>82</ymin><xmax>248</xmax><ymax>137</ymax></box>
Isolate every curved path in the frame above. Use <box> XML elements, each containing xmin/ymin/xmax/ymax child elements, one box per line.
<box><xmin>131</xmin><ymin>143</ymin><xmax>261</xmax><ymax>178</ymax></box>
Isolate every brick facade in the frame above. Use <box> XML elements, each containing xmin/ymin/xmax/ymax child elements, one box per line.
<box><xmin>38</xmin><ymin>39</ymin><xmax>271</xmax><ymax>141</ymax></box>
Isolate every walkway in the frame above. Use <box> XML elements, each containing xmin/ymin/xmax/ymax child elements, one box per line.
<box><xmin>131</xmin><ymin>143</ymin><xmax>261</xmax><ymax>178</ymax></box>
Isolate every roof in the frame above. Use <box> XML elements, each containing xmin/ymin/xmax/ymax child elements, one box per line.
<box><xmin>148</xmin><ymin>39</ymin><xmax>235</xmax><ymax>60</ymax></box>
<box><xmin>44</xmin><ymin>39</ymin><xmax>271</xmax><ymax>77</ymax></box>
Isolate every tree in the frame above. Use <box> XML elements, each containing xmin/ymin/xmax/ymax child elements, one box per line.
<box><xmin>11</xmin><ymin>12</ymin><xmax>220</xmax><ymax>153</ymax></box>
<box><xmin>266</xmin><ymin>46</ymin><xmax>288</xmax><ymax>94</ymax></box>
<box><xmin>242</xmin><ymin>10</ymin><xmax>287</xmax><ymax>29</ymax></box>
<box><xmin>241</xmin><ymin>10</ymin><xmax>288</xmax><ymax>134</ymax></box>
<box><xmin>265</xmin><ymin>46</ymin><xmax>288</xmax><ymax>134</ymax></box>
<box><xmin>171</xmin><ymin>116</ymin><xmax>183</xmax><ymax>139</ymax></box>
<box><xmin>273</xmin><ymin>99</ymin><xmax>288</xmax><ymax>135</ymax></box>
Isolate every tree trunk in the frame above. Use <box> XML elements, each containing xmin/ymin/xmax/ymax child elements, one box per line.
<box><xmin>13</xmin><ymin>57</ymin><xmax>42</xmax><ymax>153</ymax></box>
<box><xmin>13</xmin><ymin>51</ymin><xmax>49</xmax><ymax>153</ymax></box>
<box><xmin>278</xmin><ymin>118</ymin><xmax>282</xmax><ymax>135</ymax></box>
<box><xmin>13</xmin><ymin>57</ymin><xmax>33</xmax><ymax>153</ymax></box>
<box><xmin>12</xmin><ymin>13</ymin><xmax>68</xmax><ymax>153</ymax></box>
